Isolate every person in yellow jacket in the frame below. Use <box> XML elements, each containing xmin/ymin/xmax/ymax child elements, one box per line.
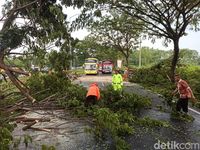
<box><xmin>112</xmin><ymin>69</ymin><xmax>123</xmax><ymax>91</ymax></box>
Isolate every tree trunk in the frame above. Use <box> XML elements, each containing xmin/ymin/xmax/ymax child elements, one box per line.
<box><xmin>171</xmin><ymin>38</ymin><xmax>180</xmax><ymax>82</ymax></box>
<box><xmin>0</xmin><ymin>0</ymin><xmax>40</xmax><ymax>103</ymax></box>
<box><xmin>125</xmin><ymin>56</ymin><xmax>129</xmax><ymax>67</ymax></box>
<box><xmin>0</xmin><ymin>57</ymin><xmax>35</xmax><ymax>103</ymax></box>
<box><xmin>5</xmin><ymin>69</ymin><xmax>35</xmax><ymax>103</ymax></box>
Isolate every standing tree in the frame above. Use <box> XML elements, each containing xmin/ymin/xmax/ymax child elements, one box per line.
<box><xmin>89</xmin><ymin>12</ymin><xmax>143</xmax><ymax>66</ymax></box>
<box><xmin>75</xmin><ymin>36</ymin><xmax>121</xmax><ymax>65</ymax></box>
<box><xmin>112</xmin><ymin>0</ymin><xmax>200</xmax><ymax>79</ymax></box>
<box><xmin>75</xmin><ymin>0</ymin><xmax>200</xmax><ymax>79</ymax></box>
<box><xmin>130</xmin><ymin>47</ymin><xmax>172</xmax><ymax>66</ymax></box>
<box><xmin>48</xmin><ymin>50</ymin><xmax>70</xmax><ymax>72</ymax></box>
<box><xmin>0</xmin><ymin>0</ymin><xmax>84</xmax><ymax>102</ymax></box>
<box><xmin>179</xmin><ymin>48</ymin><xmax>200</xmax><ymax>65</ymax></box>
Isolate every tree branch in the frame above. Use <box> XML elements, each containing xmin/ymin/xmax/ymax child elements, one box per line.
<box><xmin>5</xmin><ymin>52</ymin><xmax>34</xmax><ymax>56</ymax></box>
<box><xmin>116</xmin><ymin>5</ymin><xmax>170</xmax><ymax>38</ymax></box>
<box><xmin>185</xmin><ymin>1</ymin><xmax>200</xmax><ymax>14</ymax></box>
<box><xmin>14</xmin><ymin>0</ymin><xmax>39</xmax><ymax>11</ymax></box>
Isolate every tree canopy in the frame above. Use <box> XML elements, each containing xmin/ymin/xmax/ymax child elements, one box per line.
<box><xmin>89</xmin><ymin>11</ymin><xmax>143</xmax><ymax>66</ymax></box>
<box><xmin>0</xmin><ymin>0</ymin><xmax>84</xmax><ymax>101</ymax></box>
<box><xmin>74</xmin><ymin>0</ymin><xmax>200</xmax><ymax>79</ymax></box>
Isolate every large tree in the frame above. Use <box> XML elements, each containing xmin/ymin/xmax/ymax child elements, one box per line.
<box><xmin>75</xmin><ymin>0</ymin><xmax>200</xmax><ymax>79</ymax></box>
<box><xmin>75</xmin><ymin>36</ymin><xmax>121</xmax><ymax>65</ymax></box>
<box><xmin>112</xmin><ymin>0</ymin><xmax>200</xmax><ymax>79</ymax></box>
<box><xmin>0</xmin><ymin>0</ymin><xmax>84</xmax><ymax>102</ymax></box>
<box><xmin>90</xmin><ymin>12</ymin><xmax>143</xmax><ymax>66</ymax></box>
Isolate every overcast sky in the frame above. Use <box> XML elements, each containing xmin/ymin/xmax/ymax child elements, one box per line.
<box><xmin>1</xmin><ymin>1</ymin><xmax>200</xmax><ymax>53</ymax></box>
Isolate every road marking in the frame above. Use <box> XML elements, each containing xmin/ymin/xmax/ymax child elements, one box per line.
<box><xmin>189</xmin><ymin>107</ymin><xmax>200</xmax><ymax>115</ymax></box>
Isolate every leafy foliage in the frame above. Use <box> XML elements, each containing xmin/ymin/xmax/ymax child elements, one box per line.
<box><xmin>171</xmin><ymin>111</ymin><xmax>195</xmax><ymax>122</ymax></box>
<box><xmin>26</xmin><ymin>73</ymin><xmax>86</xmax><ymax>102</ymax></box>
<box><xmin>136</xmin><ymin>117</ymin><xmax>170</xmax><ymax>128</ymax></box>
<box><xmin>179</xmin><ymin>49</ymin><xmax>200</xmax><ymax>65</ymax></box>
<box><xmin>129</xmin><ymin>58</ymin><xmax>176</xmax><ymax>105</ymax></box>
<box><xmin>48</xmin><ymin>50</ymin><xmax>70</xmax><ymax>72</ymax></box>
<box><xmin>75</xmin><ymin>36</ymin><xmax>121</xmax><ymax>66</ymax></box>
<box><xmin>89</xmin><ymin>12</ymin><xmax>143</xmax><ymax>66</ymax></box>
<box><xmin>130</xmin><ymin>58</ymin><xmax>200</xmax><ymax>109</ymax></box>
<box><xmin>0</xmin><ymin>127</ymin><xmax>13</xmax><ymax>150</ymax></box>
<box><xmin>92</xmin><ymin>108</ymin><xmax>133</xmax><ymax>150</ymax></box>
<box><xmin>100</xmin><ymin>86</ymin><xmax>151</xmax><ymax>113</ymax></box>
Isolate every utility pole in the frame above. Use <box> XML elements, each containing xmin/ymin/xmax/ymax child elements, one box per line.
<box><xmin>139</xmin><ymin>36</ymin><xmax>142</xmax><ymax>68</ymax></box>
<box><xmin>69</xmin><ymin>40</ymin><xmax>73</xmax><ymax>70</ymax></box>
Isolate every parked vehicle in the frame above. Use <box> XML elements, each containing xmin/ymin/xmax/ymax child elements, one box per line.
<box><xmin>84</xmin><ymin>58</ymin><xmax>99</xmax><ymax>75</ymax></box>
<box><xmin>101</xmin><ymin>60</ymin><xmax>113</xmax><ymax>74</ymax></box>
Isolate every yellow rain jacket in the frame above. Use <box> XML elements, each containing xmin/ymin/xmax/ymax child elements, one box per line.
<box><xmin>112</xmin><ymin>73</ymin><xmax>123</xmax><ymax>91</ymax></box>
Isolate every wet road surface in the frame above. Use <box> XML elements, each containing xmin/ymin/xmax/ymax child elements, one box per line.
<box><xmin>12</xmin><ymin>74</ymin><xmax>200</xmax><ymax>150</ymax></box>
<box><xmin>76</xmin><ymin>74</ymin><xmax>200</xmax><ymax>149</ymax></box>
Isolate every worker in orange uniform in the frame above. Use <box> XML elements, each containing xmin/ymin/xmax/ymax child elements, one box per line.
<box><xmin>85</xmin><ymin>82</ymin><xmax>100</xmax><ymax>107</ymax></box>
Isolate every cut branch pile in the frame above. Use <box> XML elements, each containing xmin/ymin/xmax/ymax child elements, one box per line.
<box><xmin>0</xmin><ymin>89</ymin><xmax>66</xmax><ymax>130</ymax></box>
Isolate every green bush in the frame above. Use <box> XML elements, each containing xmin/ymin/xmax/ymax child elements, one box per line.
<box><xmin>93</xmin><ymin>108</ymin><xmax>133</xmax><ymax>150</ymax></box>
<box><xmin>101</xmin><ymin>85</ymin><xmax>151</xmax><ymax>113</ymax></box>
<box><xmin>67</xmin><ymin>98</ymin><xmax>81</xmax><ymax>107</ymax></box>
<box><xmin>26</xmin><ymin>73</ymin><xmax>87</xmax><ymax>102</ymax></box>
<box><xmin>129</xmin><ymin>58</ymin><xmax>173</xmax><ymax>86</ymax></box>
<box><xmin>136</xmin><ymin>117</ymin><xmax>170</xmax><ymax>128</ymax></box>
<box><xmin>129</xmin><ymin>59</ymin><xmax>200</xmax><ymax>108</ymax></box>
<box><xmin>0</xmin><ymin>127</ymin><xmax>13</xmax><ymax>150</ymax></box>
<box><xmin>178</xmin><ymin>65</ymin><xmax>200</xmax><ymax>102</ymax></box>
<box><xmin>26</xmin><ymin>73</ymin><xmax>44</xmax><ymax>92</ymax></box>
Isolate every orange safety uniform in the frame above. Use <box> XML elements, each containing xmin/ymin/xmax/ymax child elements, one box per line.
<box><xmin>86</xmin><ymin>83</ymin><xmax>100</xmax><ymax>100</ymax></box>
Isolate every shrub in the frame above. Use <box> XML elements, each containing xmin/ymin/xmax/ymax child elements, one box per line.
<box><xmin>178</xmin><ymin>65</ymin><xmax>200</xmax><ymax>102</ymax></box>
<box><xmin>129</xmin><ymin>59</ymin><xmax>200</xmax><ymax>108</ymax></box>
<box><xmin>0</xmin><ymin>127</ymin><xmax>13</xmax><ymax>150</ymax></box>
<box><xmin>100</xmin><ymin>85</ymin><xmax>151</xmax><ymax>113</ymax></box>
<box><xmin>93</xmin><ymin>108</ymin><xmax>133</xmax><ymax>150</ymax></box>
<box><xmin>26</xmin><ymin>73</ymin><xmax>87</xmax><ymax>102</ymax></box>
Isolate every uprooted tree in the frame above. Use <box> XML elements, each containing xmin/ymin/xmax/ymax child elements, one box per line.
<box><xmin>74</xmin><ymin>0</ymin><xmax>200</xmax><ymax>80</ymax></box>
<box><xmin>0</xmin><ymin>0</ymin><xmax>84</xmax><ymax>102</ymax></box>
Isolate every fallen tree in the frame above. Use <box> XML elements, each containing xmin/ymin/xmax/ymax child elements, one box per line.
<box><xmin>0</xmin><ymin>0</ymin><xmax>84</xmax><ymax>102</ymax></box>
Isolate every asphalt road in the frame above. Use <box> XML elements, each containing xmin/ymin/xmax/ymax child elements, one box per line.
<box><xmin>12</xmin><ymin>74</ymin><xmax>200</xmax><ymax>150</ymax></box>
<box><xmin>76</xmin><ymin>74</ymin><xmax>200</xmax><ymax>150</ymax></box>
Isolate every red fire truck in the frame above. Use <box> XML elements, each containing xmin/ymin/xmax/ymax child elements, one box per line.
<box><xmin>100</xmin><ymin>60</ymin><xmax>113</xmax><ymax>74</ymax></box>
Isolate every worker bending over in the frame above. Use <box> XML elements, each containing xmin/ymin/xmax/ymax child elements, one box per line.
<box><xmin>85</xmin><ymin>82</ymin><xmax>100</xmax><ymax>107</ymax></box>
